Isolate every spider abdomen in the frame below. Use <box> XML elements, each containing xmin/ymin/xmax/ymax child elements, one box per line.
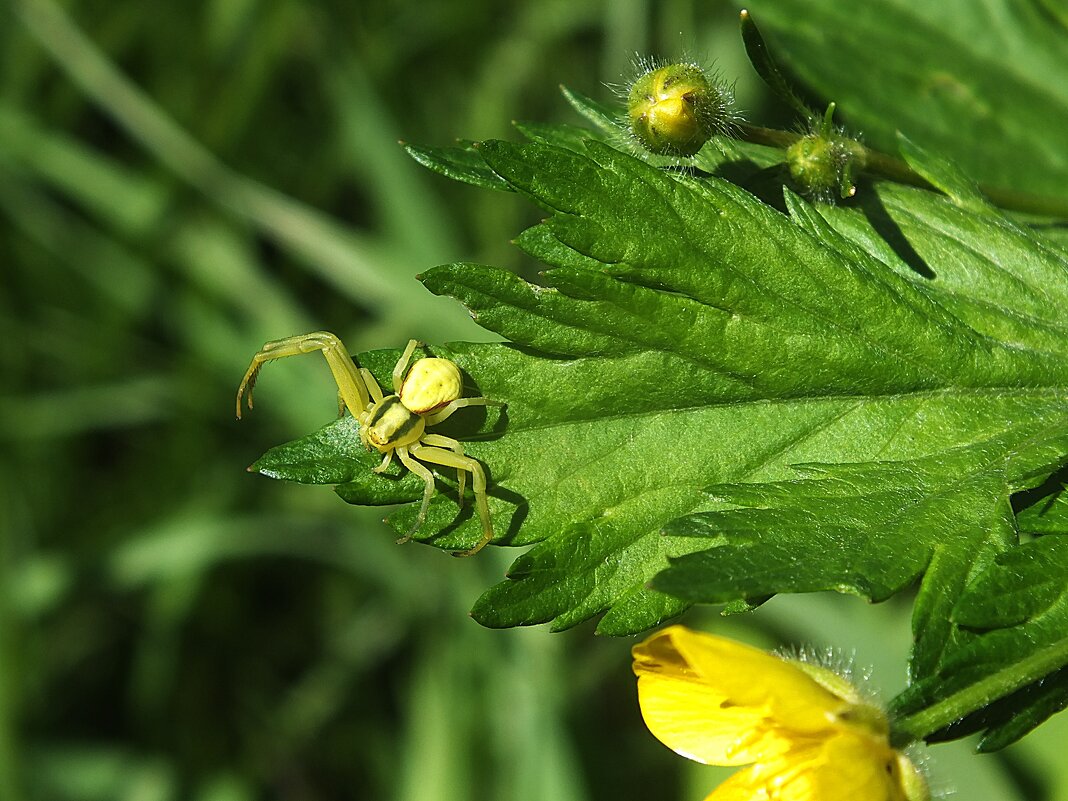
<box><xmin>400</xmin><ymin>358</ymin><xmax>462</xmax><ymax>414</ymax></box>
<box><xmin>363</xmin><ymin>395</ymin><xmax>425</xmax><ymax>450</ymax></box>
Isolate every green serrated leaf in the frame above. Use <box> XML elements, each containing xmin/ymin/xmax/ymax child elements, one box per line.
<box><xmin>240</xmin><ymin>1</ymin><xmax>1068</xmax><ymax>753</ymax></box>
<box><xmin>953</xmin><ymin>535</ymin><xmax>1068</xmax><ymax>628</ymax></box>
<box><xmin>402</xmin><ymin>141</ymin><xmax>512</xmax><ymax>192</ymax></box>
<box><xmin>560</xmin><ymin>85</ymin><xmax>625</xmax><ymax>140</ymax></box>
<box><xmin>417</xmin><ymin>139</ymin><xmax>1068</xmax><ymax>641</ymax></box>
<box><xmin>655</xmin><ymin>425</ymin><xmax>1068</xmax><ymax>672</ymax></box>
<box><xmin>513</xmin><ymin>119</ymin><xmax>610</xmax><ymax>152</ymax></box>
<box><xmin>250</xmin><ymin>415</ymin><xmax>377</xmax><ymax>486</ymax></box>
<box><xmin>266</xmin><ymin>131</ymin><xmax>1068</xmax><ymax>725</ymax></box>
<box><xmin>810</xmin><ymin>181</ymin><xmax>1068</xmax><ymax>358</ymax></box>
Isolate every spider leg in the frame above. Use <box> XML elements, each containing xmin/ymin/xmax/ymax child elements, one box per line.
<box><xmin>360</xmin><ymin>368</ymin><xmax>384</xmax><ymax>405</ymax></box>
<box><xmin>409</xmin><ymin>443</ymin><xmax>492</xmax><ymax>556</ymax></box>
<box><xmin>394</xmin><ymin>446</ymin><xmax>436</xmax><ymax>544</ymax></box>
<box><xmin>423</xmin><ymin>396</ymin><xmax>503</xmax><ymax>426</ymax></box>
<box><xmin>373</xmin><ymin>449</ymin><xmax>394</xmax><ymax>474</ymax></box>
<box><xmin>236</xmin><ymin>331</ymin><xmax>369</xmax><ymax>419</ymax></box>
<box><xmin>391</xmin><ymin>339</ymin><xmax>421</xmax><ymax>394</ymax></box>
<box><xmin>420</xmin><ymin>433</ymin><xmax>465</xmax><ymax>506</ymax></box>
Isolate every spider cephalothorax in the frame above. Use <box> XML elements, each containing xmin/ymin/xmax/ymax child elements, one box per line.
<box><xmin>236</xmin><ymin>333</ymin><xmax>499</xmax><ymax>555</ymax></box>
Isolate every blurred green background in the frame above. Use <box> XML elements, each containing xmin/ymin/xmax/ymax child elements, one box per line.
<box><xmin>2</xmin><ymin>1</ymin><xmax>1065</xmax><ymax>799</ymax></box>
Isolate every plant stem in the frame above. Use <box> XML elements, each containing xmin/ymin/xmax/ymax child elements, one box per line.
<box><xmin>735</xmin><ymin>123</ymin><xmax>801</xmax><ymax>150</ymax></box>
<box><xmin>889</xmin><ymin>638</ymin><xmax>1068</xmax><ymax>745</ymax></box>
<box><xmin>735</xmin><ymin>124</ymin><xmax>1068</xmax><ymax>218</ymax></box>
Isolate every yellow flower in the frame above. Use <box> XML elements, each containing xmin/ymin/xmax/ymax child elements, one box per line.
<box><xmin>632</xmin><ymin>625</ymin><xmax>929</xmax><ymax>801</ymax></box>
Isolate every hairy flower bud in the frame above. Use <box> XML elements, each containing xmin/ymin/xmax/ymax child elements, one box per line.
<box><xmin>786</xmin><ymin>104</ymin><xmax>867</xmax><ymax>199</ymax></box>
<box><xmin>626</xmin><ymin>62</ymin><xmax>733</xmax><ymax>157</ymax></box>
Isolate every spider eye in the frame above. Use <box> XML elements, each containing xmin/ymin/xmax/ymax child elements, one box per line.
<box><xmin>400</xmin><ymin>357</ymin><xmax>463</xmax><ymax>414</ymax></box>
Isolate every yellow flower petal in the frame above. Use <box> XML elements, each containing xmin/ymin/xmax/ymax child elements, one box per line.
<box><xmin>700</xmin><ymin>732</ymin><xmax>909</xmax><ymax>801</ymax></box>
<box><xmin>784</xmin><ymin>732</ymin><xmax>908</xmax><ymax>801</ymax></box>
<box><xmin>632</xmin><ymin>626</ymin><xmax>850</xmax><ymax>766</ymax></box>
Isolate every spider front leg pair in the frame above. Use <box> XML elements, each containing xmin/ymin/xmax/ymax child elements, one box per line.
<box><xmin>236</xmin><ymin>332</ymin><xmax>502</xmax><ymax>556</ymax></box>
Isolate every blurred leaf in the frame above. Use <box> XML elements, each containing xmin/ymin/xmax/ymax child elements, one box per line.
<box><xmin>0</xmin><ymin>104</ymin><xmax>167</xmax><ymax>236</ymax></box>
<box><xmin>28</xmin><ymin>746</ymin><xmax>175</xmax><ymax>801</ymax></box>
<box><xmin>10</xmin><ymin>0</ymin><xmax>483</xmax><ymax>341</ymax></box>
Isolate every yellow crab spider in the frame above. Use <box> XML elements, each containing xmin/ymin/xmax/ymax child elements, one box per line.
<box><xmin>236</xmin><ymin>332</ymin><xmax>501</xmax><ymax>556</ymax></box>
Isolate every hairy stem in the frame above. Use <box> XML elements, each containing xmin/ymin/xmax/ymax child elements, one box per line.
<box><xmin>890</xmin><ymin>638</ymin><xmax>1068</xmax><ymax>745</ymax></box>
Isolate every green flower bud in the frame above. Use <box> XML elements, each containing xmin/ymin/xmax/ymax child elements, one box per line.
<box><xmin>786</xmin><ymin>104</ymin><xmax>867</xmax><ymax>199</ymax></box>
<box><xmin>627</xmin><ymin>62</ymin><xmax>733</xmax><ymax>157</ymax></box>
